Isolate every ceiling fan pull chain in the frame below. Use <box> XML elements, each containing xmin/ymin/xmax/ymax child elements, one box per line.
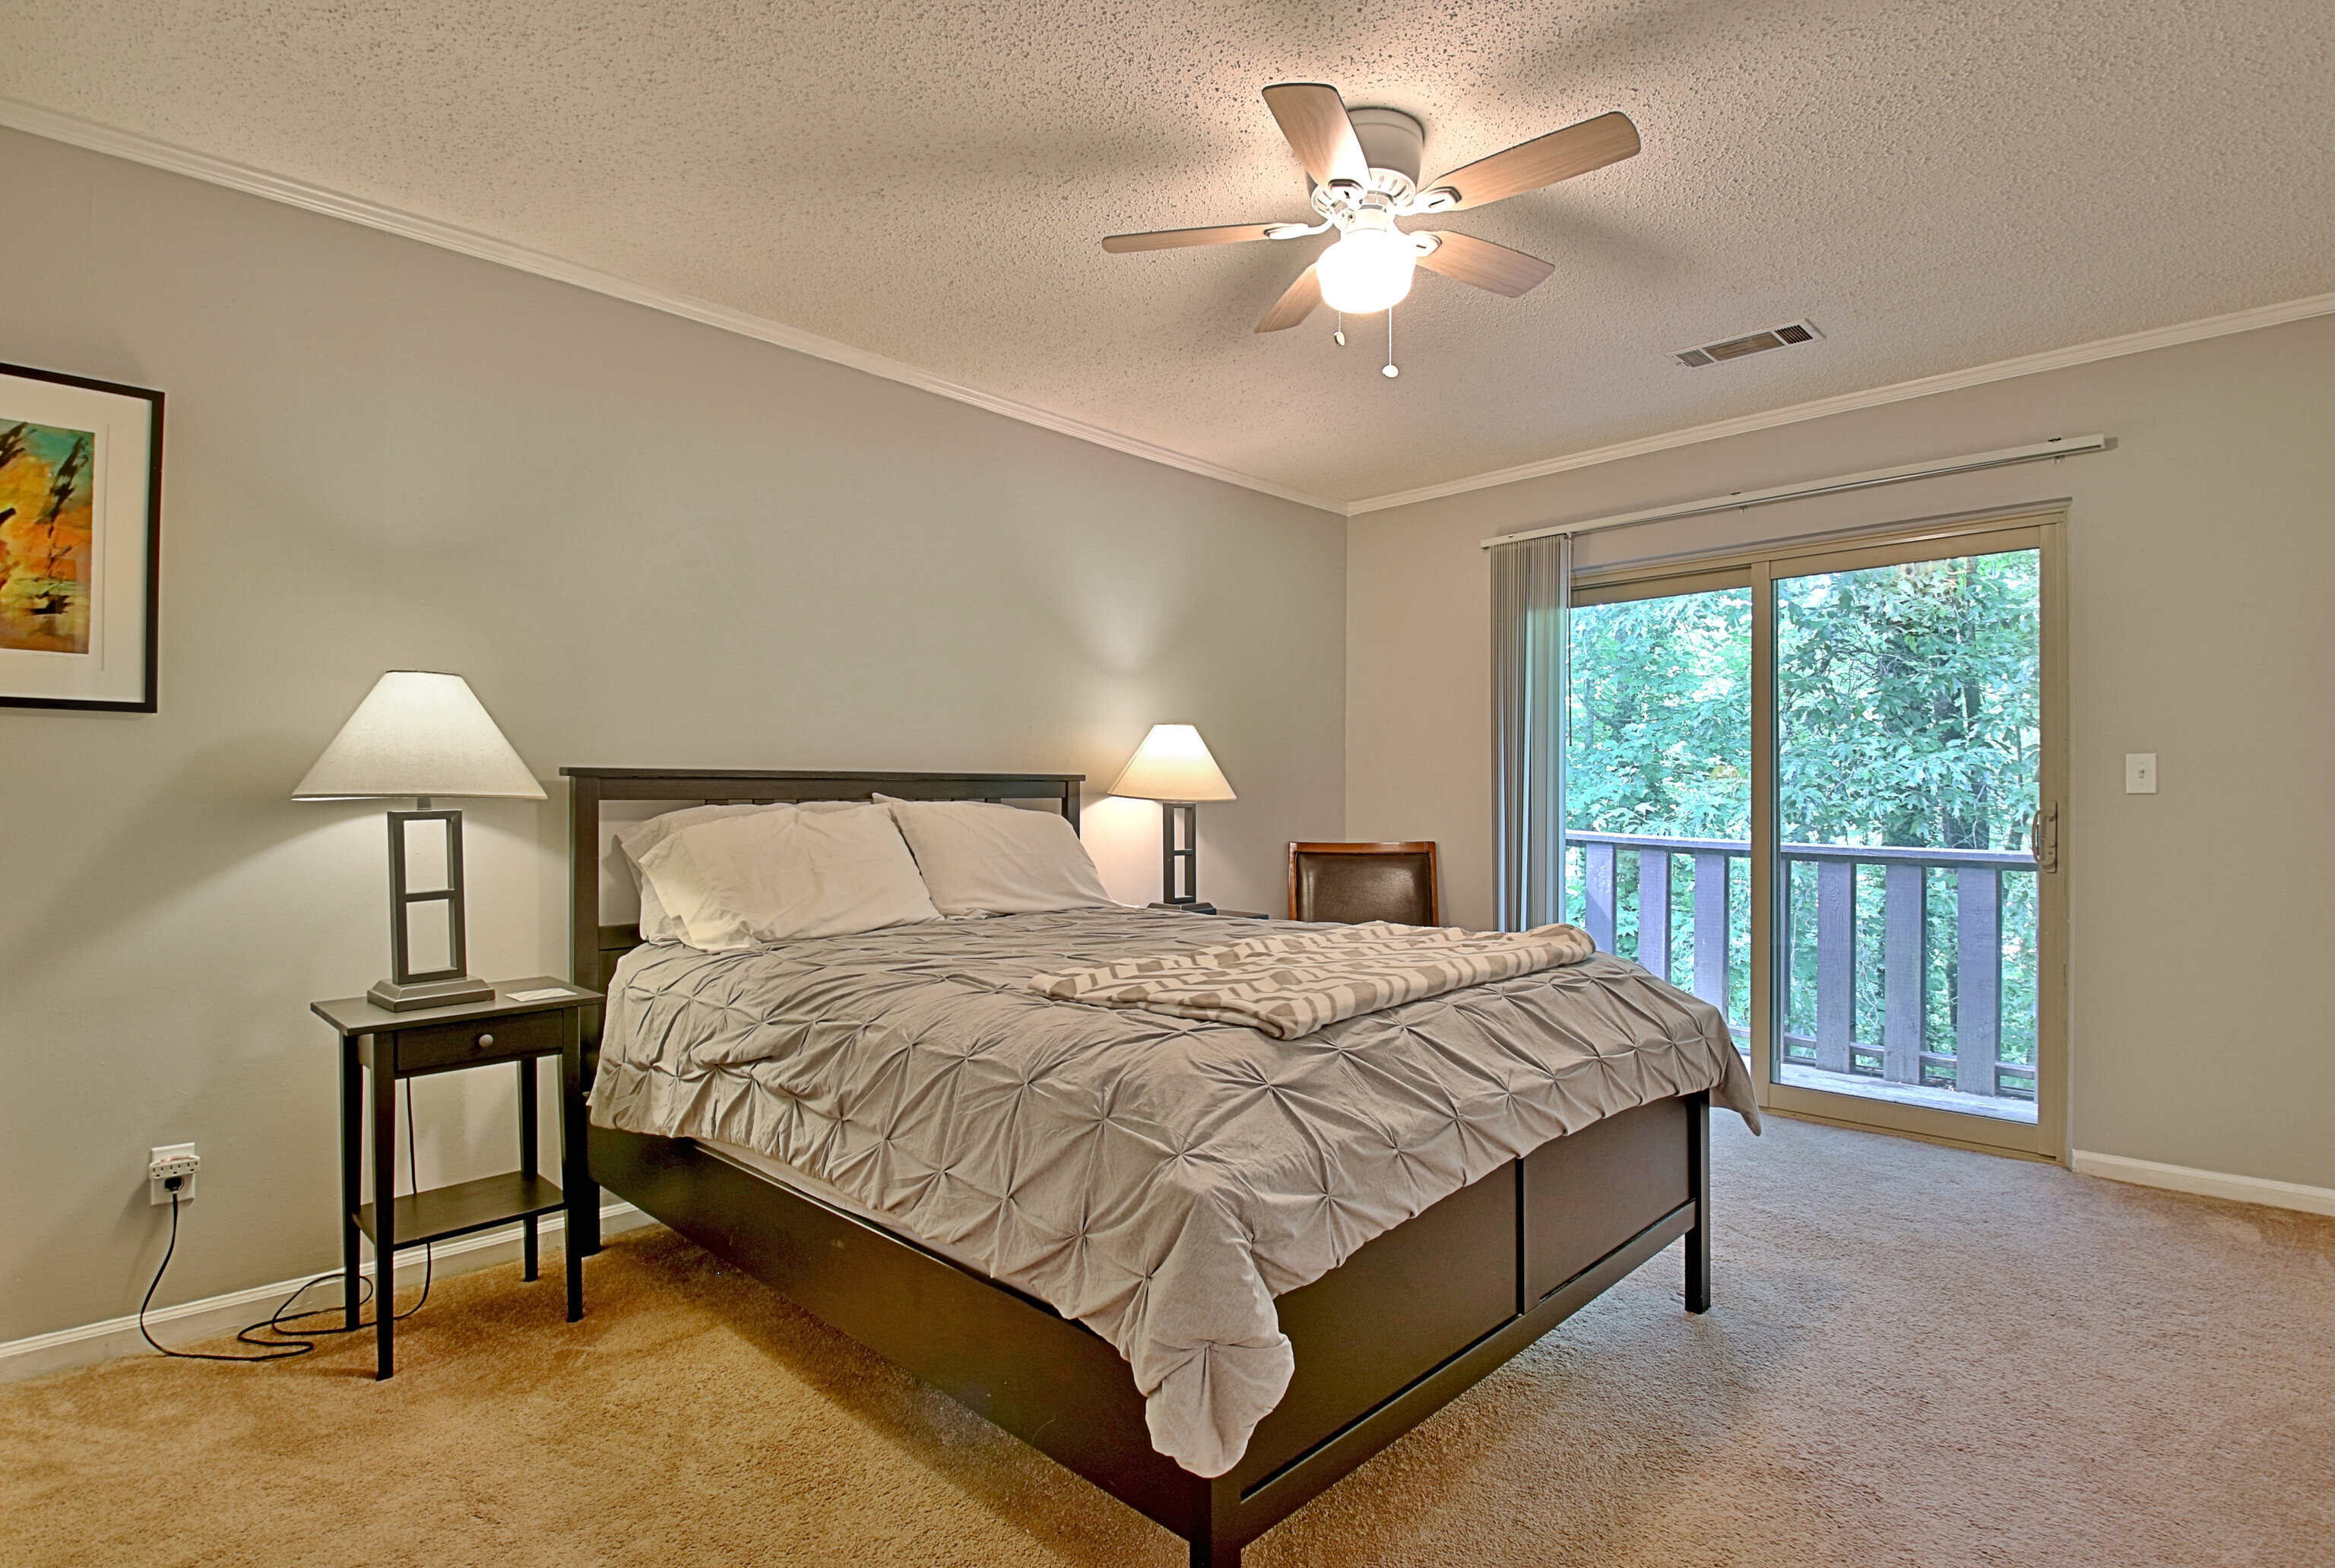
<box><xmin>1383</xmin><ymin>309</ymin><xmax>1400</xmax><ymax>378</ymax></box>
<box><xmin>1334</xmin><ymin>312</ymin><xmax>1346</xmax><ymax>347</ymax></box>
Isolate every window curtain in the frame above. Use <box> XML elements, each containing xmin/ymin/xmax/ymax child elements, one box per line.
<box><xmin>1491</xmin><ymin>533</ymin><xmax>1570</xmax><ymax>931</ymax></box>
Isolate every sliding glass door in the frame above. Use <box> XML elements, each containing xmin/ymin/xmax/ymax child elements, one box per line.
<box><xmin>1571</xmin><ymin>515</ymin><xmax>2064</xmax><ymax>1158</ymax></box>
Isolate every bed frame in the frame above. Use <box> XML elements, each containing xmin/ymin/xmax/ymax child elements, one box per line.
<box><xmin>563</xmin><ymin>767</ymin><xmax>1712</xmax><ymax>1568</ymax></box>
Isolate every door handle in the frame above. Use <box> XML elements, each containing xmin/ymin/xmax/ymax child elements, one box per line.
<box><xmin>2032</xmin><ymin>803</ymin><xmax>2058</xmax><ymax>873</ymax></box>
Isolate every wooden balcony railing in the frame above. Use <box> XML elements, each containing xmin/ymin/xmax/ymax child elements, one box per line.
<box><xmin>1567</xmin><ymin>830</ymin><xmax>2038</xmax><ymax>1100</ymax></box>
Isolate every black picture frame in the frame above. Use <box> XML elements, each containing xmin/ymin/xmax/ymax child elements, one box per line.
<box><xmin>0</xmin><ymin>360</ymin><xmax>164</xmax><ymax>712</ymax></box>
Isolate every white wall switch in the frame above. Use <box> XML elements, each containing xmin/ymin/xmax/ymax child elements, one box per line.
<box><xmin>2125</xmin><ymin>752</ymin><xmax>2159</xmax><ymax>794</ymax></box>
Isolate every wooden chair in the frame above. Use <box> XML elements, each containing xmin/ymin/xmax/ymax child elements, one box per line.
<box><xmin>1287</xmin><ymin>841</ymin><xmax>1440</xmax><ymax>926</ymax></box>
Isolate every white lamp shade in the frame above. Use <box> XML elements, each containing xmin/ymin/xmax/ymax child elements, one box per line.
<box><xmin>1109</xmin><ymin>724</ymin><xmax>1237</xmax><ymax>803</ymax></box>
<box><xmin>293</xmin><ymin>671</ymin><xmax>547</xmax><ymax>800</ymax></box>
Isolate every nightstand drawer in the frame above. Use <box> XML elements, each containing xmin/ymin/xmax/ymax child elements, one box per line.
<box><xmin>394</xmin><ymin>1008</ymin><xmax>567</xmax><ymax>1073</ymax></box>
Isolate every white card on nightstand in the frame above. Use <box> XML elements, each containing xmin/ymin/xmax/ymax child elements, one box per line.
<box><xmin>505</xmin><ymin>987</ymin><xmax>574</xmax><ymax>1003</ymax></box>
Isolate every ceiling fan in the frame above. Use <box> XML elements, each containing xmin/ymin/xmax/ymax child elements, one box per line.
<box><xmin>1103</xmin><ymin>84</ymin><xmax>1640</xmax><ymax>344</ymax></box>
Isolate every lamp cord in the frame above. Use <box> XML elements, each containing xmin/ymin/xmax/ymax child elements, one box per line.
<box><xmin>139</xmin><ymin>1079</ymin><xmax>433</xmax><ymax>1361</ymax></box>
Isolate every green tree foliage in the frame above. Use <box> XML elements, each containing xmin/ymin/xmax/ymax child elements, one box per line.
<box><xmin>1567</xmin><ymin>588</ymin><xmax>1751</xmax><ymax>840</ymax></box>
<box><xmin>1778</xmin><ymin>554</ymin><xmax>2038</xmax><ymax>853</ymax></box>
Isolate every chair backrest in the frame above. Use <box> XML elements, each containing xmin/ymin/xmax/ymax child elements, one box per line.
<box><xmin>1287</xmin><ymin>841</ymin><xmax>1440</xmax><ymax>926</ymax></box>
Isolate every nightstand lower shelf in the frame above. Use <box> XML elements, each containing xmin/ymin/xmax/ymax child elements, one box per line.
<box><xmin>355</xmin><ymin>1172</ymin><xmax>566</xmax><ymax>1249</ymax></box>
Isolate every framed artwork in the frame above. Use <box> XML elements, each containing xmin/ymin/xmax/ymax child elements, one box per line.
<box><xmin>0</xmin><ymin>362</ymin><xmax>163</xmax><ymax>712</ymax></box>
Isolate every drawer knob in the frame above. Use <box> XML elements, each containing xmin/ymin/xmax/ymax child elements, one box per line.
<box><xmin>477</xmin><ymin>1032</ymin><xmax>495</xmax><ymax>1048</ymax></box>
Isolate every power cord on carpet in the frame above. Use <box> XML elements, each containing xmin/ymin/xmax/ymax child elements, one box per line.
<box><xmin>139</xmin><ymin>1079</ymin><xmax>434</xmax><ymax>1361</ymax></box>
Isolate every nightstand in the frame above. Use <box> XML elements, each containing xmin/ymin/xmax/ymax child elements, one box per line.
<box><xmin>1148</xmin><ymin>902</ymin><xmax>1269</xmax><ymax>918</ymax></box>
<box><xmin>312</xmin><ymin>977</ymin><xmax>600</xmax><ymax>1379</ymax></box>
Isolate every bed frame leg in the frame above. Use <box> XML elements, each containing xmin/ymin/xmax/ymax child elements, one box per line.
<box><xmin>1684</xmin><ymin>1089</ymin><xmax>1712</xmax><ymax>1314</ymax></box>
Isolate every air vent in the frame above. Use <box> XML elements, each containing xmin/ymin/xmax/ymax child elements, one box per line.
<box><xmin>1672</xmin><ymin>319</ymin><xmax>1823</xmax><ymax>368</ymax></box>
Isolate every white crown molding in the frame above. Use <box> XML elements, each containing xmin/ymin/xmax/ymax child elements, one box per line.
<box><xmin>2070</xmin><ymin>1150</ymin><xmax>2335</xmax><ymax>1218</ymax></box>
<box><xmin>0</xmin><ymin>97</ymin><xmax>1344</xmax><ymax>516</ymax></box>
<box><xmin>1348</xmin><ymin>289</ymin><xmax>2335</xmax><ymax>515</ymax></box>
<box><xmin>12</xmin><ymin>95</ymin><xmax>2332</xmax><ymax>525</ymax></box>
<box><xmin>0</xmin><ymin>1200</ymin><xmax>654</xmax><ymax>1383</ymax></box>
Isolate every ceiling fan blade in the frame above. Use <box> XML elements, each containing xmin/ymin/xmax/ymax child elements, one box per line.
<box><xmin>1415</xmin><ymin>231</ymin><xmax>1556</xmax><ymax>296</ymax></box>
<box><xmin>1102</xmin><ymin>222</ymin><xmax>1285</xmax><ymax>253</ymax></box>
<box><xmin>1262</xmin><ymin>83</ymin><xmax>1369</xmax><ymax>187</ymax></box>
<box><xmin>1254</xmin><ymin>265</ymin><xmax>1323</xmax><ymax>333</ymax></box>
<box><xmin>1424</xmin><ymin>111</ymin><xmax>1640</xmax><ymax>211</ymax></box>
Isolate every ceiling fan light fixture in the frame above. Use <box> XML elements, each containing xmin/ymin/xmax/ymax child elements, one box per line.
<box><xmin>1316</xmin><ymin>223</ymin><xmax>1417</xmax><ymax>314</ymax></box>
<box><xmin>1104</xmin><ymin>84</ymin><xmax>1637</xmax><ymax>343</ymax></box>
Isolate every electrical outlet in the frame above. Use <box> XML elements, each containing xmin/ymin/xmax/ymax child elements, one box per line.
<box><xmin>149</xmin><ymin>1144</ymin><xmax>200</xmax><ymax>1205</ymax></box>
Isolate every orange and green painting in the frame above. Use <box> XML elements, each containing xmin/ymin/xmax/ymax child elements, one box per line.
<box><xmin>0</xmin><ymin>420</ymin><xmax>95</xmax><ymax>654</ymax></box>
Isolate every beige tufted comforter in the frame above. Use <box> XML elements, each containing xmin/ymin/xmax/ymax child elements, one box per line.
<box><xmin>590</xmin><ymin>908</ymin><xmax>1757</xmax><ymax>1477</ymax></box>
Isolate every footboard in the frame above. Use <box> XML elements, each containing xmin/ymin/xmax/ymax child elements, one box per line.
<box><xmin>588</xmin><ymin>1092</ymin><xmax>1709</xmax><ymax>1568</ymax></box>
<box><xmin>1207</xmin><ymin>1094</ymin><xmax>1701</xmax><ymax>1557</ymax></box>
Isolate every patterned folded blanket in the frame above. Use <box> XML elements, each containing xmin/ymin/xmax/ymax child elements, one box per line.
<box><xmin>1023</xmin><ymin>920</ymin><xmax>1597</xmax><ymax>1039</ymax></box>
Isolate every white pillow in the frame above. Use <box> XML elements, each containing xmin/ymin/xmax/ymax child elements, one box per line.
<box><xmin>616</xmin><ymin>800</ymin><xmax>873</xmax><ymax>942</ymax></box>
<box><xmin>631</xmin><ymin>803</ymin><xmax>936</xmax><ymax>950</ymax></box>
<box><xmin>615</xmin><ymin>803</ymin><xmax>783</xmax><ymax>942</ymax></box>
<box><xmin>877</xmin><ymin>797</ymin><xmax>1117</xmax><ymax>916</ymax></box>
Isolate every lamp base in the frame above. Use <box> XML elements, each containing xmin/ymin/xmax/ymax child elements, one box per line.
<box><xmin>367</xmin><ymin>974</ymin><xmax>495</xmax><ymax>1012</ymax></box>
<box><xmin>1158</xmin><ymin>800</ymin><xmax>1202</xmax><ymax>905</ymax></box>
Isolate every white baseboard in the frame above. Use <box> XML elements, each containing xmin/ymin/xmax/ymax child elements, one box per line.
<box><xmin>2070</xmin><ymin>1151</ymin><xmax>2335</xmax><ymax>1217</ymax></box>
<box><xmin>0</xmin><ymin>1201</ymin><xmax>657</xmax><ymax>1385</ymax></box>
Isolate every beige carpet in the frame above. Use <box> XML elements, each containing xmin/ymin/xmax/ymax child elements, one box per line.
<box><xmin>6</xmin><ymin>1115</ymin><xmax>2332</xmax><ymax>1566</ymax></box>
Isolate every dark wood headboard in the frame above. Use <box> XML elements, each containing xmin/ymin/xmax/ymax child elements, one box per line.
<box><xmin>561</xmin><ymin>767</ymin><xmax>1085</xmax><ymax>996</ymax></box>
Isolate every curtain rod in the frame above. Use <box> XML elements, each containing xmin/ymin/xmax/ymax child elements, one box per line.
<box><xmin>1478</xmin><ymin>434</ymin><xmax>2112</xmax><ymax>550</ymax></box>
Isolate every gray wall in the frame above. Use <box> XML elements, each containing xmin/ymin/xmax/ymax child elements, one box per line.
<box><xmin>0</xmin><ymin>128</ymin><xmax>1347</xmax><ymax>1342</ymax></box>
<box><xmin>1348</xmin><ymin>315</ymin><xmax>2335</xmax><ymax>1189</ymax></box>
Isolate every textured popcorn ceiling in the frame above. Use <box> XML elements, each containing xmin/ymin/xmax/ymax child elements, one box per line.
<box><xmin>5</xmin><ymin>2</ymin><xmax>2333</xmax><ymax>504</ymax></box>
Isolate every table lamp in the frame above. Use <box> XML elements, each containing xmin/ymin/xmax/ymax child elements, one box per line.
<box><xmin>1110</xmin><ymin>724</ymin><xmax>1237</xmax><ymax>908</ymax></box>
<box><xmin>293</xmin><ymin>671</ymin><xmax>546</xmax><ymax>1010</ymax></box>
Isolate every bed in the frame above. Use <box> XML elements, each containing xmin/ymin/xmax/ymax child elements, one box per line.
<box><xmin>563</xmin><ymin>767</ymin><xmax>1754</xmax><ymax>1566</ymax></box>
